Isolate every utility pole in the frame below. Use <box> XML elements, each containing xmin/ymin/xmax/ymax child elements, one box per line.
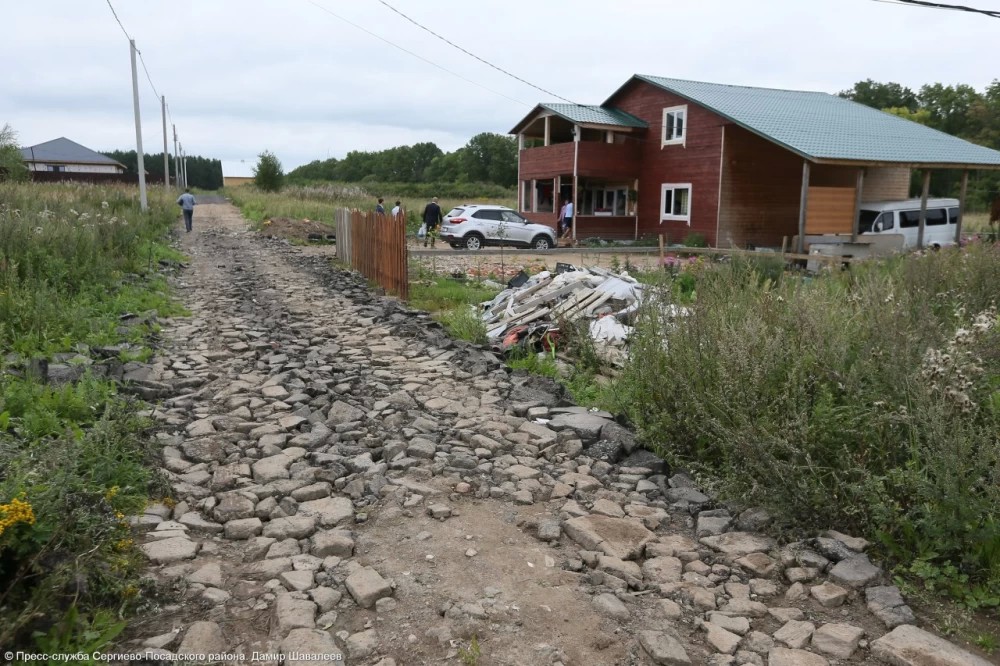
<box><xmin>179</xmin><ymin>143</ymin><xmax>185</xmax><ymax>188</ymax></box>
<box><xmin>161</xmin><ymin>95</ymin><xmax>169</xmax><ymax>192</ymax></box>
<box><xmin>183</xmin><ymin>150</ymin><xmax>189</xmax><ymax>189</ymax></box>
<box><xmin>129</xmin><ymin>39</ymin><xmax>148</xmax><ymax>211</ymax></box>
<box><xmin>172</xmin><ymin>125</ymin><xmax>180</xmax><ymax>189</ymax></box>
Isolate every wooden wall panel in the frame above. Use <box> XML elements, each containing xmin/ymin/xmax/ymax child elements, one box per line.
<box><xmin>608</xmin><ymin>81</ymin><xmax>725</xmax><ymax>245</ymax></box>
<box><xmin>717</xmin><ymin>126</ymin><xmax>802</xmax><ymax>248</ymax></box>
<box><xmin>806</xmin><ymin>186</ymin><xmax>856</xmax><ymax>234</ymax></box>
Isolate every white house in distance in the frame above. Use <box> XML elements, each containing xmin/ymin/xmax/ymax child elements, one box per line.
<box><xmin>19</xmin><ymin>137</ymin><xmax>126</xmax><ymax>173</ymax></box>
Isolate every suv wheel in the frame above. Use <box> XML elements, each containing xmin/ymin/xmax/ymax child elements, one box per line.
<box><xmin>464</xmin><ymin>233</ymin><xmax>484</xmax><ymax>250</ymax></box>
<box><xmin>532</xmin><ymin>235</ymin><xmax>553</xmax><ymax>250</ymax></box>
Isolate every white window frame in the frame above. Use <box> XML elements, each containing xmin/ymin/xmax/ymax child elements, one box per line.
<box><xmin>660</xmin><ymin>183</ymin><xmax>692</xmax><ymax>224</ymax></box>
<box><xmin>661</xmin><ymin>105</ymin><xmax>687</xmax><ymax>147</ymax></box>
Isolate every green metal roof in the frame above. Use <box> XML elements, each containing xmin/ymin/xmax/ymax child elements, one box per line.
<box><xmin>540</xmin><ymin>103</ymin><xmax>648</xmax><ymax>129</ymax></box>
<box><xmin>629</xmin><ymin>75</ymin><xmax>1000</xmax><ymax>167</ymax></box>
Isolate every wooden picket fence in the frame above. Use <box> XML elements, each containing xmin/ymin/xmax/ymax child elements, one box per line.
<box><xmin>334</xmin><ymin>209</ymin><xmax>408</xmax><ymax>299</ymax></box>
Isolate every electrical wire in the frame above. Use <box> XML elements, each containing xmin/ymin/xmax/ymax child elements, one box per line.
<box><xmin>305</xmin><ymin>0</ymin><xmax>529</xmax><ymax>106</ymax></box>
<box><xmin>138</xmin><ymin>52</ymin><xmax>161</xmax><ymax>99</ymax></box>
<box><xmin>872</xmin><ymin>0</ymin><xmax>1000</xmax><ymax>18</ymax></box>
<box><xmin>374</xmin><ymin>0</ymin><xmax>579</xmax><ymax>105</ymax></box>
<box><xmin>104</xmin><ymin>0</ymin><xmax>130</xmax><ymax>39</ymax></box>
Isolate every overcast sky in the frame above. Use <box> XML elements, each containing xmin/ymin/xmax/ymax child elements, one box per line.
<box><xmin>3</xmin><ymin>0</ymin><xmax>998</xmax><ymax>176</ymax></box>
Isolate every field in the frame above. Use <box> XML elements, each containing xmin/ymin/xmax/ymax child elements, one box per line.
<box><xmin>0</xmin><ymin>182</ymin><xmax>182</xmax><ymax>649</ymax></box>
<box><xmin>225</xmin><ymin>182</ymin><xmax>516</xmax><ymax>234</ymax></box>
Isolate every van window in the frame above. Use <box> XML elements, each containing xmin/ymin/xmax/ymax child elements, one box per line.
<box><xmin>859</xmin><ymin>211</ymin><xmax>893</xmax><ymax>232</ymax></box>
<box><xmin>899</xmin><ymin>208</ymin><xmax>946</xmax><ymax>228</ymax></box>
<box><xmin>859</xmin><ymin>210</ymin><xmax>879</xmax><ymax>233</ymax></box>
<box><xmin>948</xmin><ymin>207</ymin><xmax>960</xmax><ymax>225</ymax></box>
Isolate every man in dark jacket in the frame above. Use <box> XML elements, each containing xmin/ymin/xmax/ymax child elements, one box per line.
<box><xmin>422</xmin><ymin>197</ymin><xmax>443</xmax><ymax>248</ymax></box>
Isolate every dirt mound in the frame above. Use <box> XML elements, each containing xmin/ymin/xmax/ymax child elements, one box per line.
<box><xmin>259</xmin><ymin>217</ymin><xmax>335</xmax><ymax>242</ymax></box>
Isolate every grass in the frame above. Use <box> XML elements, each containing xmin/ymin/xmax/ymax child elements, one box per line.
<box><xmin>0</xmin><ymin>181</ymin><xmax>180</xmax><ymax>650</ymax></box>
<box><xmin>616</xmin><ymin>245</ymin><xmax>1000</xmax><ymax>615</ymax></box>
<box><xmin>226</xmin><ymin>182</ymin><xmax>515</xmax><ymax>234</ymax></box>
<box><xmin>408</xmin><ymin>273</ymin><xmax>501</xmax><ymax>345</ymax></box>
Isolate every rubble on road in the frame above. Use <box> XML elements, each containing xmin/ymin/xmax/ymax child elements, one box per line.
<box><xmin>478</xmin><ymin>265</ymin><xmax>645</xmax><ymax>364</ymax></box>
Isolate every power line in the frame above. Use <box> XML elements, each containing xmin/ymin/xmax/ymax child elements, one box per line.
<box><xmin>374</xmin><ymin>0</ymin><xmax>578</xmax><ymax>105</ymax></box>
<box><xmin>305</xmin><ymin>0</ymin><xmax>529</xmax><ymax>106</ymax></box>
<box><xmin>104</xmin><ymin>0</ymin><xmax>130</xmax><ymax>39</ymax></box>
<box><xmin>872</xmin><ymin>0</ymin><xmax>1000</xmax><ymax>18</ymax></box>
<box><xmin>138</xmin><ymin>52</ymin><xmax>161</xmax><ymax>99</ymax></box>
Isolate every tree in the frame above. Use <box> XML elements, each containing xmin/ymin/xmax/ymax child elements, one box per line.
<box><xmin>253</xmin><ymin>150</ymin><xmax>284</xmax><ymax>192</ymax></box>
<box><xmin>102</xmin><ymin>149</ymin><xmax>223</xmax><ymax>189</ymax></box>
<box><xmin>883</xmin><ymin>107</ymin><xmax>933</xmax><ymax>125</ymax></box>
<box><xmin>460</xmin><ymin>133</ymin><xmax>517</xmax><ymax>186</ymax></box>
<box><xmin>0</xmin><ymin>124</ymin><xmax>29</xmax><ymax>182</ymax></box>
<box><xmin>839</xmin><ymin>79</ymin><xmax>918</xmax><ymax>111</ymax></box>
<box><xmin>918</xmin><ymin>83</ymin><xmax>982</xmax><ymax>136</ymax></box>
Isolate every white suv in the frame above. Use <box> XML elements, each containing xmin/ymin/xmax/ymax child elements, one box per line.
<box><xmin>440</xmin><ymin>204</ymin><xmax>556</xmax><ymax>250</ymax></box>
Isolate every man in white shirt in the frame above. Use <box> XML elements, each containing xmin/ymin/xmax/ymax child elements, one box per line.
<box><xmin>391</xmin><ymin>200</ymin><xmax>401</xmax><ymax>219</ymax></box>
<box><xmin>561</xmin><ymin>197</ymin><xmax>574</xmax><ymax>238</ymax></box>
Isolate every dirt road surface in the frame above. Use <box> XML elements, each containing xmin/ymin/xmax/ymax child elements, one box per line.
<box><xmin>120</xmin><ymin>203</ymin><xmax>994</xmax><ymax>666</ymax></box>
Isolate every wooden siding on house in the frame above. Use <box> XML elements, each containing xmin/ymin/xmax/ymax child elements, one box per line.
<box><xmin>717</xmin><ymin>125</ymin><xmax>802</xmax><ymax>248</ymax></box>
<box><xmin>805</xmin><ymin>186</ymin><xmax>857</xmax><ymax>234</ymax></box>
<box><xmin>606</xmin><ymin>81</ymin><xmax>726</xmax><ymax>245</ymax></box>
<box><xmin>862</xmin><ymin>167</ymin><xmax>911</xmax><ymax>202</ymax></box>
<box><xmin>518</xmin><ymin>141</ymin><xmax>641</xmax><ymax>180</ymax></box>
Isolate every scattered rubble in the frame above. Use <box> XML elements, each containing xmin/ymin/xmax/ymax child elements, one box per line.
<box><xmin>479</xmin><ymin>265</ymin><xmax>646</xmax><ymax>364</ymax></box>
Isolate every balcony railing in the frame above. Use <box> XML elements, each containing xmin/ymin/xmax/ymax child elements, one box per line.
<box><xmin>519</xmin><ymin>141</ymin><xmax>640</xmax><ymax>180</ymax></box>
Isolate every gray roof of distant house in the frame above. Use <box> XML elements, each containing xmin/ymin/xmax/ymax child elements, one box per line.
<box><xmin>621</xmin><ymin>75</ymin><xmax>1000</xmax><ymax>168</ymax></box>
<box><xmin>19</xmin><ymin>137</ymin><xmax>126</xmax><ymax>167</ymax></box>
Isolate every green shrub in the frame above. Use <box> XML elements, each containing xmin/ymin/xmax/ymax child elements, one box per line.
<box><xmin>618</xmin><ymin>244</ymin><xmax>1000</xmax><ymax>603</ymax></box>
<box><xmin>253</xmin><ymin>150</ymin><xmax>285</xmax><ymax>192</ymax></box>
<box><xmin>0</xmin><ymin>181</ymin><xmax>179</xmax><ymax>648</ymax></box>
<box><xmin>682</xmin><ymin>232</ymin><xmax>708</xmax><ymax>247</ymax></box>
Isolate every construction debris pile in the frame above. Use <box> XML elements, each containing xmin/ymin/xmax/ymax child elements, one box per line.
<box><xmin>479</xmin><ymin>265</ymin><xmax>645</xmax><ymax>365</ymax></box>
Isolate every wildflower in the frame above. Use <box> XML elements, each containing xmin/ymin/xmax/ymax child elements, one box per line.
<box><xmin>0</xmin><ymin>495</ymin><xmax>36</xmax><ymax>536</ymax></box>
<box><xmin>122</xmin><ymin>584</ymin><xmax>139</xmax><ymax>598</ymax></box>
<box><xmin>105</xmin><ymin>485</ymin><xmax>120</xmax><ymax>500</ymax></box>
<box><xmin>101</xmin><ymin>201</ymin><xmax>109</xmax><ymax>209</ymax></box>
<box><xmin>34</xmin><ymin>226</ymin><xmax>43</xmax><ymax>235</ymax></box>
<box><xmin>114</xmin><ymin>537</ymin><xmax>134</xmax><ymax>552</ymax></box>
<box><xmin>114</xmin><ymin>511</ymin><xmax>125</xmax><ymax>521</ymax></box>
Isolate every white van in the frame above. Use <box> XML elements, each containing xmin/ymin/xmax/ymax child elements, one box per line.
<box><xmin>858</xmin><ymin>198</ymin><xmax>960</xmax><ymax>249</ymax></box>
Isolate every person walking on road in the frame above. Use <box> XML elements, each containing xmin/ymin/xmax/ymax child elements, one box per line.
<box><xmin>422</xmin><ymin>197</ymin><xmax>443</xmax><ymax>248</ymax></box>
<box><xmin>177</xmin><ymin>188</ymin><xmax>196</xmax><ymax>233</ymax></box>
<box><xmin>561</xmin><ymin>197</ymin><xmax>574</xmax><ymax>239</ymax></box>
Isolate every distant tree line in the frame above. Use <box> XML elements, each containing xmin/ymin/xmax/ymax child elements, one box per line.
<box><xmin>288</xmin><ymin>132</ymin><xmax>517</xmax><ymax>188</ymax></box>
<box><xmin>101</xmin><ymin>150</ymin><xmax>223</xmax><ymax>190</ymax></box>
<box><xmin>839</xmin><ymin>79</ymin><xmax>1000</xmax><ymax>208</ymax></box>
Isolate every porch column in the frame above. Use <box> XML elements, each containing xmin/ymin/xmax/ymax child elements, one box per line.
<box><xmin>544</xmin><ymin>116</ymin><xmax>551</xmax><ymax>147</ymax></box>
<box><xmin>796</xmin><ymin>160</ymin><xmax>811</xmax><ymax>254</ymax></box>
<box><xmin>518</xmin><ymin>133</ymin><xmax>525</xmax><ymax>150</ymax></box>
<box><xmin>851</xmin><ymin>167</ymin><xmax>865</xmax><ymax>243</ymax></box>
<box><xmin>917</xmin><ymin>170</ymin><xmax>931</xmax><ymax>249</ymax></box>
<box><xmin>955</xmin><ymin>169</ymin><xmax>969</xmax><ymax>244</ymax></box>
<box><xmin>572</xmin><ymin>124</ymin><xmax>580</xmax><ymax>241</ymax></box>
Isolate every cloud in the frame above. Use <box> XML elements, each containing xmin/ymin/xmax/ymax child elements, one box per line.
<box><xmin>2</xmin><ymin>0</ymin><xmax>997</xmax><ymax>170</ymax></box>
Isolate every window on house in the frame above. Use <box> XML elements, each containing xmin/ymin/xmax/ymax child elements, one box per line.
<box><xmin>47</xmin><ymin>165</ymin><xmax>65</xmax><ymax>172</ymax></box>
<box><xmin>534</xmin><ymin>179</ymin><xmax>554</xmax><ymax>213</ymax></box>
<box><xmin>661</xmin><ymin>184</ymin><xmax>692</xmax><ymax>223</ymax></box>
<box><xmin>580</xmin><ymin>184</ymin><xmax>628</xmax><ymax>215</ymax></box>
<box><xmin>662</xmin><ymin>106</ymin><xmax>687</xmax><ymax>145</ymax></box>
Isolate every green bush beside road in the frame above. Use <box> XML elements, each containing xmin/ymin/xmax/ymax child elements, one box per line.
<box><xmin>0</xmin><ymin>182</ymin><xmax>181</xmax><ymax>649</ymax></box>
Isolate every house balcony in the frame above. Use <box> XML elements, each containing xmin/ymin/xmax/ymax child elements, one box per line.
<box><xmin>519</xmin><ymin>140</ymin><xmax>641</xmax><ymax>181</ymax></box>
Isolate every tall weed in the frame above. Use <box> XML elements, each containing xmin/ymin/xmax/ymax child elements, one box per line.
<box><xmin>618</xmin><ymin>245</ymin><xmax>1000</xmax><ymax>602</ymax></box>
